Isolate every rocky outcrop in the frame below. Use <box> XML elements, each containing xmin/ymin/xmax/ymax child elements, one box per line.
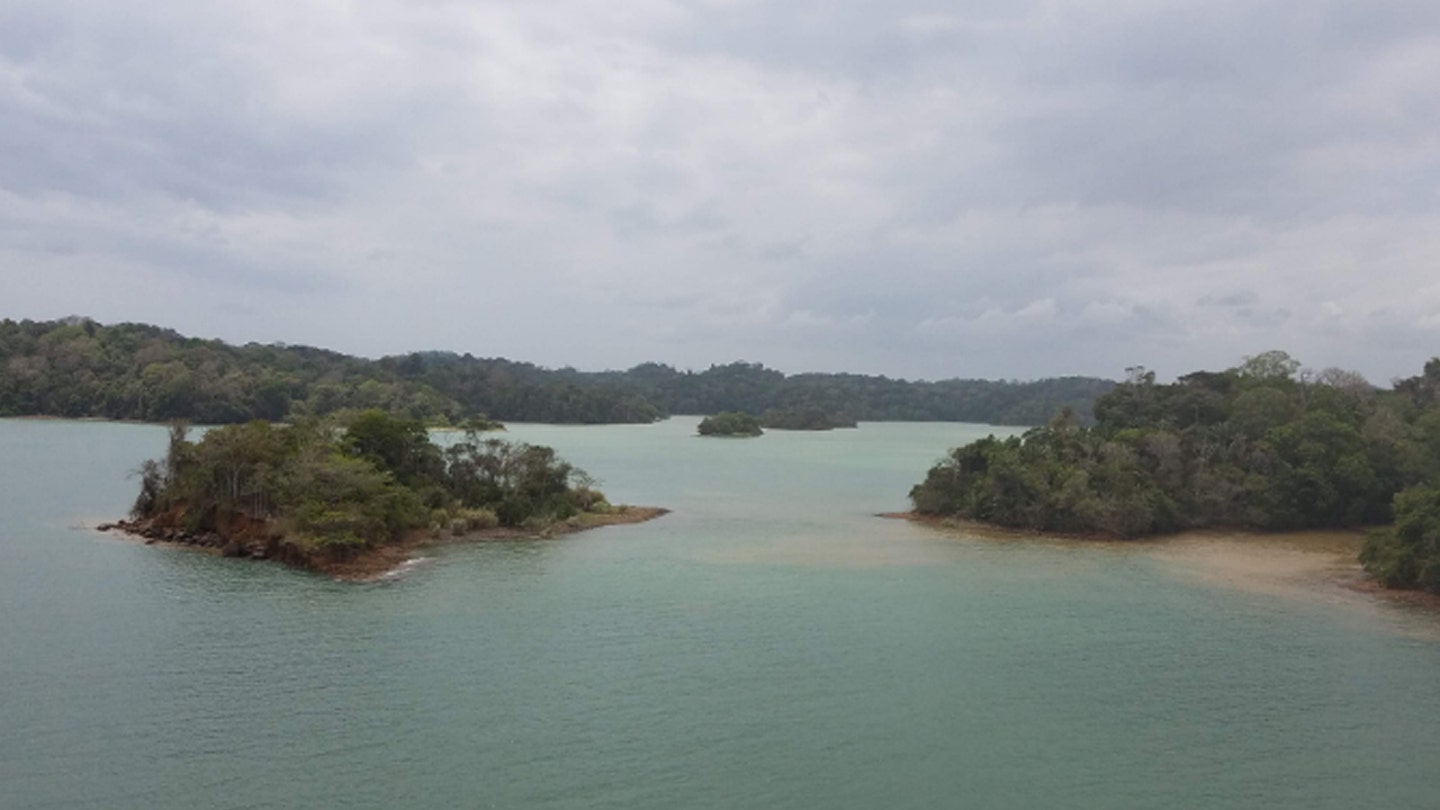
<box><xmin>99</xmin><ymin>519</ymin><xmax>289</xmax><ymax>563</ymax></box>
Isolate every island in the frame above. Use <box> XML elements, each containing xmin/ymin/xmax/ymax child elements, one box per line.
<box><xmin>759</xmin><ymin>406</ymin><xmax>857</xmax><ymax>431</ymax></box>
<box><xmin>906</xmin><ymin>351</ymin><xmax>1440</xmax><ymax>597</ymax></box>
<box><xmin>697</xmin><ymin>411</ymin><xmax>763</xmax><ymax>437</ymax></box>
<box><xmin>104</xmin><ymin>410</ymin><xmax>666</xmax><ymax>579</ymax></box>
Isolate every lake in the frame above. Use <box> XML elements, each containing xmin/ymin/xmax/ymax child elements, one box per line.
<box><xmin>2</xmin><ymin>417</ymin><xmax>1439</xmax><ymax>809</ymax></box>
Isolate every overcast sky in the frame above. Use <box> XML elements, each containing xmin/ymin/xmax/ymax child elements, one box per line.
<box><xmin>2</xmin><ymin>1</ymin><xmax>1438</xmax><ymax>382</ymax></box>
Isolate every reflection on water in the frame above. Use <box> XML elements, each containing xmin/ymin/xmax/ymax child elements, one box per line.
<box><xmin>698</xmin><ymin>525</ymin><xmax>957</xmax><ymax>569</ymax></box>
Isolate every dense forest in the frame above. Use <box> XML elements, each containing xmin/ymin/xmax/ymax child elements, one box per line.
<box><xmin>123</xmin><ymin>410</ymin><xmax>630</xmax><ymax>571</ymax></box>
<box><xmin>909</xmin><ymin>351</ymin><xmax>1440</xmax><ymax>594</ymax></box>
<box><xmin>0</xmin><ymin>317</ymin><xmax>1114</xmax><ymax>426</ymax></box>
<box><xmin>597</xmin><ymin>361</ymin><xmax>1113</xmax><ymax>425</ymax></box>
<box><xmin>0</xmin><ymin>317</ymin><xmax>654</xmax><ymax>425</ymax></box>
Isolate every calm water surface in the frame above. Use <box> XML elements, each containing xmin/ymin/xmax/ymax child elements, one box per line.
<box><xmin>2</xmin><ymin>417</ymin><xmax>1439</xmax><ymax>809</ymax></box>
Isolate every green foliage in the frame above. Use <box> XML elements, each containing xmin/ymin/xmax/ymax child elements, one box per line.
<box><xmin>1237</xmin><ymin>349</ymin><xmax>1302</xmax><ymax>381</ymax></box>
<box><xmin>611</xmin><ymin>361</ymin><xmax>1114</xmax><ymax>426</ymax></box>
<box><xmin>131</xmin><ymin>414</ymin><xmax>604</xmax><ymax>555</ymax></box>
<box><xmin>343</xmin><ymin>410</ymin><xmax>444</xmax><ymax>490</ymax></box>
<box><xmin>441</xmin><ymin>433</ymin><xmax>594</xmax><ymax>525</ymax></box>
<box><xmin>282</xmin><ymin>451</ymin><xmax>427</xmax><ymax>550</ymax></box>
<box><xmin>0</xmin><ymin>318</ymin><xmax>1115</xmax><ymax>428</ymax></box>
<box><xmin>697</xmin><ymin>412</ymin><xmax>764</xmax><ymax>437</ymax></box>
<box><xmin>911</xmin><ymin>353</ymin><xmax>1440</xmax><ymax>550</ymax></box>
<box><xmin>1361</xmin><ymin>486</ymin><xmax>1440</xmax><ymax>593</ymax></box>
<box><xmin>385</xmin><ymin>352</ymin><xmax>665</xmax><ymax>424</ymax></box>
<box><xmin>0</xmin><ymin>318</ymin><xmax>469</xmax><ymax>425</ymax></box>
<box><xmin>909</xmin><ymin>426</ymin><xmax>1180</xmax><ymax>537</ymax></box>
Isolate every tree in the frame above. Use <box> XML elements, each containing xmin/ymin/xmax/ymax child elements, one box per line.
<box><xmin>1237</xmin><ymin>350</ymin><xmax>1301</xmax><ymax>381</ymax></box>
<box><xmin>343</xmin><ymin>410</ymin><xmax>443</xmax><ymax>490</ymax></box>
<box><xmin>1361</xmin><ymin>485</ymin><xmax>1440</xmax><ymax>593</ymax></box>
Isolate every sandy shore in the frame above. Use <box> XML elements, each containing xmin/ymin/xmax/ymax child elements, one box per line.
<box><xmin>882</xmin><ymin>512</ymin><xmax>1440</xmax><ymax>614</ymax></box>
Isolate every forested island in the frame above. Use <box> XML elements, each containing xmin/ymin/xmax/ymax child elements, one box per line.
<box><xmin>908</xmin><ymin>352</ymin><xmax>1440</xmax><ymax>595</ymax></box>
<box><xmin>697</xmin><ymin>407</ymin><xmax>856</xmax><ymax>435</ymax></box>
<box><xmin>108</xmin><ymin>411</ymin><xmax>665</xmax><ymax>578</ymax></box>
<box><xmin>760</xmin><ymin>407</ymin><xmax>857</xmax><ymax>430</ymax></box>
<box><xmin>697</xmin><ymin>412</ymin><xmax>764</xmax><ymax>437</ymax></box>
<box><xmin>0</xmin><ymin>316</ymin><xmax>1113</xmax><ymax>427</ymax></box>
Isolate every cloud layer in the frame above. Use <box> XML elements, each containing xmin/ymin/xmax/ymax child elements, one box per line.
<box><xmin>3</xmin><ymin>0</ymin><xmax>1438</xmax><ymax>381</ymax></box>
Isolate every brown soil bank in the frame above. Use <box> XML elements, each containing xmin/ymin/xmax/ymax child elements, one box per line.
<box><xmin>99</xmin><ymin>507</ymin><xmax>669</xmax><ymax>582</ymax></box>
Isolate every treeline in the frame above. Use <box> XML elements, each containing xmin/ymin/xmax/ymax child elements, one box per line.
<box><xmin>908</xmin><ymin>351</ymin><xmax>1440</xmax><ymax>594</ymax></box>
<box><xmin>588</xmin><ymin>361</ymin><xmax>1114</xmax><ymax>425</ymax></box>
<box><xmin>0</xmin><ymin>317</ymin><xmax>658</xmax><ymax>425</ymax></box>
<box><xmin>0</xmin><ymin>317</ymin><xmax>447</xmax><ymax>423</ymax></box>
<box><xmin>372</xmin><ymin>351</ymin><xmax>663</xmax><ymax>424</ymax></box>
<box><xmin>0</xmin><ymin>317</ymin><xmax>1114</xmax><ymax>427</ymax></box>
<box><xmin>131</xmin><ymin>411</ymin><xmax>613</xmax><ymax>563</ymax></box>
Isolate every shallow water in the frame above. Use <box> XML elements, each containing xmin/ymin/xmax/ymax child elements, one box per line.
<box><xmin>3</xmin><ymin>417</ymin><xmax>1439</xmax><ymax>810</ymax></box>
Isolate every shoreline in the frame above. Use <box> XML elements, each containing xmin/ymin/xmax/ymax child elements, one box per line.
<box><xmin>325</xmin><ymin>507</ymin><xmax>671</xmax><ymax>581</ymax></box>
<box><xmin>100</xmin><ymin>507</ymin><xmax>670</xmax><ymax>582</ymax></box>
<box><xmin>881</xmin><ymin>511</ymin><xmax>1440</xmax><ymax>613</ymax></box>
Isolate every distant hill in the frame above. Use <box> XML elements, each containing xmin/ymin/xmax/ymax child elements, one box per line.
<box><xmin>0</xmin><ymin>317</ymin><xmax>1115</xmax><ymax>426</ymax></box>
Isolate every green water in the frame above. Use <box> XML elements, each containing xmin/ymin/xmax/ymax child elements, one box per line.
<box><xmin>2</xmin><ymin>417</ymin><xmax>1439</xmax><ymax>809</ymax></box>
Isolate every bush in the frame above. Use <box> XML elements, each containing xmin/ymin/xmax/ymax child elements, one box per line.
<box><xmin>458</xmin><ymin>507</ymin><xmax>499</xmax><ymax>531</ymax></box>
<box><xmin>1361</xmin><ymin>485</ymin><xmax>1440</xmax><ymax>593</ymax></box>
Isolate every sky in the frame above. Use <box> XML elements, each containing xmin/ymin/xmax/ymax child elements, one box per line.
<box><xmin>2</xmin><ymin>1</ymin><xmax>1438</xmax><ymax>383</ymax></box>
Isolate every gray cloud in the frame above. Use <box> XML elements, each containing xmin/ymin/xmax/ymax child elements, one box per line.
<box><xmin>1</xmin><ymin>0</ymin><xmax>1438</xmax><ymax>383</ymax></box>
<box><xmin>1199</xmin><ymin>292</ymin><xmax>1260</xmax><ymax>309</ymax></box>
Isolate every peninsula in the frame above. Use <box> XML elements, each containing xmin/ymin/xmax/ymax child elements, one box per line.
<box><xmin>907</xmin><ymin>351</ymin><xmax>1440</xmax><ymax>597</ymax></box>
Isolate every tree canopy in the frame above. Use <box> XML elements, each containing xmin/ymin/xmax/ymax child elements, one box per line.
<box><xmin>910</xmin><ymin>353</ymin><xmax>1440</xmax><ymax>594</ymax></box>
<box><xmin>1</xmin><ymin>317</ymin><xmax>1115</xmax><ymax>428</ymax></box>
<box><xmin>697</xmin><ymin>411</ymin><xmax>764</xmax><ymax>437</ymax></box>
<box><xmin>131</xmin><ymin>411</ymin><xmax>610</xmax><ymax>563</ymax></box>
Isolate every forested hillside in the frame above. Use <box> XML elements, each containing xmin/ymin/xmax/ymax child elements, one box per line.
<box><xmin>587</xmin><ymin>362</ymin><xmax>1114</xmax><ymax>425</ymax></box>
<box><xmin>0</xmin><ymin>318</ymin><xmax>658</xmax><ymax>424</ymax></box>
<box><xmin>909</xmin><ymin>351</ymin><xmax>1440</xmax><ymax>594</ymax></box>
<box><xmin>0</xmin><ymin>317</ymin><xmax>1113</xmax><ymax>426</ymax></box>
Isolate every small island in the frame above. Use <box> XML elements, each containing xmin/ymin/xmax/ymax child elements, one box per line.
<box><xmin>106</xmin><ymin>410</ymin><xmax>666</xmax><ymax>579</ymax></box>
<box><xmin>760</xmin><ymin>406</ymin><xmax>857</xmax><ymax>431</ymax></box>
<box><xmin>697</xmin><ymin>411</ymin><xmax>763</xmax><ymax>437</ymax></box>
